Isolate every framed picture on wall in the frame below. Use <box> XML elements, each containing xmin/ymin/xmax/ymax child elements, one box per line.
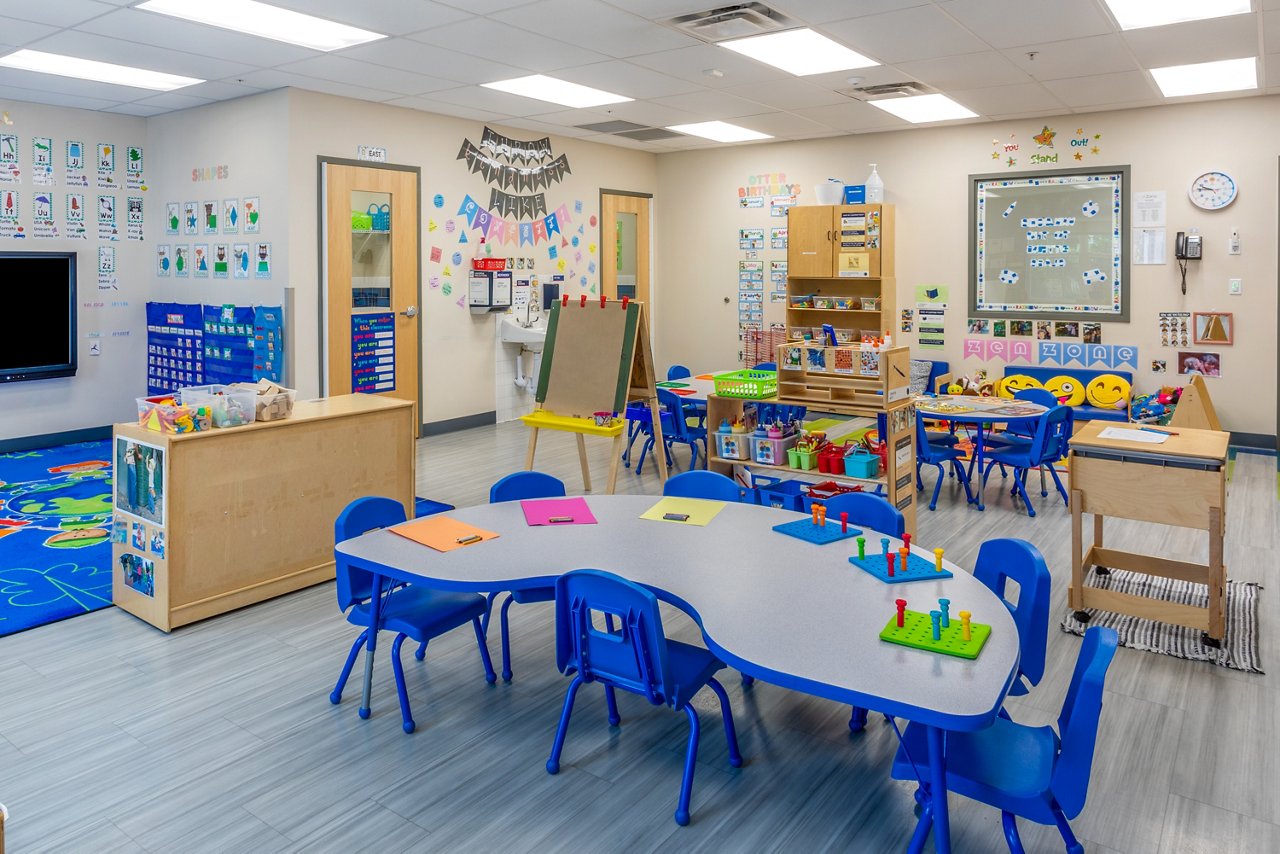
<box><xmin>1193</xmin><ymin>312</ymin><xmax>1233</xmax><ymax>345</ymax></box>
<box><xmin>968</xmin><ymin>165</ymin><xmax>1130</xmax><ymax>322</ymax></box>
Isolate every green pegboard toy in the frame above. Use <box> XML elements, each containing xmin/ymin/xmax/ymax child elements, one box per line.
<box><xmin>879</xmin><ymin>608</ymin><xmax>990</xmax><ymax>660</ymax></box>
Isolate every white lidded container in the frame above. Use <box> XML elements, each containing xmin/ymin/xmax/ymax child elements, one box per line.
<box><xmin>865</xmin><ymin>163</ymin><xmax>885</xmax><ymax>203</ymax></box>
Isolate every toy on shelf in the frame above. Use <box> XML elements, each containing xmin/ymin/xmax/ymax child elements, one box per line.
<box><xmin>879</xmin><ymin>597</ymin><xmax>990</xmax><ymax>659</ymax></box>
<box><xmin>136</xmin><ymin>395</ymin><xmax>211</xmax><ymax>434</ymax></box>
<box><xmin>850</xmin><ymin>536</ymin><xmax>954</xmax><ymax>583</ymax></box>
<box><xmin>945</xmin><ymin>368</ymin><xmax>995</xmax><ymax>397</ymax></box>
<box><xmin>772</xmin><ymin>503</ymin><xmax>863</xmax><ymax>545</ymax></box>
<box><xmin>1131</xmin><ymin>385</ymin><xmax>1181</xmax><ymax>426</ymax></box>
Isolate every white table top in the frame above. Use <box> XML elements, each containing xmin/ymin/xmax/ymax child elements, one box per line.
<box><xmin>914</xmin><ymin>394</ymin><xmax>1047</xmax><ymax>423</ymax></box>
<box><xmin>337</xmin><ymin>495</ymin><xmax>1019</xmax><ymax>730</ymax></box>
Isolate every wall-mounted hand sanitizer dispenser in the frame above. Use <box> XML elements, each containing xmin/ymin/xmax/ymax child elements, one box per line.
<box><xmin>469</xmin><ymin>269</ymin><xmax>512</xmax><ymax>314</ymax></box>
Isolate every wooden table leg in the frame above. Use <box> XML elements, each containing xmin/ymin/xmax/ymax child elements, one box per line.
<box><xmin>1208</xmin><ymin>506</ymin><xmax>1225</xmax><ymax>643</ymax></box>
<box><xmin>1070</xmin><ymin>488</ymin><xmax>1085</xmax><ymax>612</ymax></box>
<box><xmin>524</xmin><ymin>426</ymin><xmax>539</xmax><ymax>470</ymax></box>
<box><xmin>576</xmin><ymin>433</ymin><xmax>592</xmax><ymax>492</ymax></box>
<box><xmin>648</xmin><ymin>397</ymin><xmax>669</xmax><ymax>482</ymax></box>
<box><xmin>606</xmin><ymin>433</ymin><xmax>623</xmax><ymax>495</ymax></box>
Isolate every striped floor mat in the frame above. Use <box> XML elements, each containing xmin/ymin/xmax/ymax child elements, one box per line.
<box><xmin>1061</xmin><ymin>568</ymin><xmax>1263</xmax><ymax>673</ymax></box>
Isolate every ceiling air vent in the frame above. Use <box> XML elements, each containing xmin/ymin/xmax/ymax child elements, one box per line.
<box><xmin>664</xmin><ymin>4</ymin><xmax>796</xmax><ymax>43</ymax></box>
<box><xmin>575</xmin><ymin>120</ymin><xmax>648</xmax><ymax>134</ymax></box>
<box><xmin>845</xmin><ymin>81</ymin><xmax>933</xmax><ymax>100</ymax></box>
<box><xmin>614</xmin><ymin>128</ymin><xmax>682</xmax><ymax>141</ymax></box>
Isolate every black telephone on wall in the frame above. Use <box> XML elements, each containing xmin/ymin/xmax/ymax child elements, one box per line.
<box><xmin>1174</xmin><ymin>231</ymin><xmax>1202</xmax><ymax>259</ymax></box>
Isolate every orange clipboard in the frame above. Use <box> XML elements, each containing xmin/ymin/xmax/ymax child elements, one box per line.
<box><xmin>390</xmin><ymin>515</ymin><xmax>499</xmax><ymax>552</ymax></box>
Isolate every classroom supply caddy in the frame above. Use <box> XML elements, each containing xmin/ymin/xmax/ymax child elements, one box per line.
<box><xmin>713</xmin><ymin>369</ymin><xmax>777</xmax><ymax>400</ymax></box>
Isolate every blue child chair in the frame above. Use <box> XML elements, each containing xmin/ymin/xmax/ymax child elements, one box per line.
<box><xmin>486</xmin><ymin>471</ymin><xmax>568</xmax><ymax>681</ymax></box>
<box><xmin>622</xmin><ymin>400</ymin><xmax>671</xmax><ymax>471</ymax></box>
<box><xmin>981</xmin><ymin>405</ymin><xmax>1073</xmax><ymax>517</ymax></box>
<box><xmin>638</xmin><ymin>389</ymin><xmax>708</xmax><ymax>473</ymax></box>
<box><xmin>915</xmin><ymin>413</ymin><xmax>974</xmax><ymax>511</ymax></box>
<box><xmin>752</xmin><ymin>361</ymin><xmax>777</xmax><ymax>371</ymax></box>
<box><xmin>664</xmin><ymin>470</ymin><xmax>740</xmax><ymax>502</ymax></box>
<box><xmin>891</xmin><ymin>626</ymin><xmax>1119</xmax><ymax>854</ymax></box>
<box><xmin>546</xmin><ymin>569</ymin><xmax>743</xmax><ymax>826</ymax></box>
<box><xmin>974</xmin><ymin>538</ymin><xmax>1051</xmax><ymax>700</ymax></box>
<box><xmin>666</xmin><ymin>364</ymin><xmax>707</xmax><ymax>425</ymax></box>
<box><xmin>330</xmin><ymin>496</ymin><xmax>496</xmax><ymax>733</ymax></box>
<box><xmin>987</xmin><ymin>387</ymin><xmax>1059</xmax><ymax>490</ymax></box>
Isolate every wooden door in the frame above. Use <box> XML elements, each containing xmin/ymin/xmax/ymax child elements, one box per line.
<box><xmin>324</xmin><ymin>162</ymin><xmax>420</xmax><ymax>429</ymax></box>
<box><xmin>601</xmin><ymin>192</ymin><xmax>650</xmax><ymax>304</ymax></box>
<box><xmin>786</xmin><ymin>205</ymin><xmax>836</xmax><ymax>277</ymax></box>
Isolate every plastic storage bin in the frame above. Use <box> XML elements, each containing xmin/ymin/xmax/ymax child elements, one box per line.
<box><xmin>755</xmin><ymin>478</ymin><xmax>807</xmax><ymax>512</ymax></box>
<box><xmin>754</xmin><ymin>432</ymin><xmax>797</xmax><ymax>466</ymax></box>
<box><xmin>787</xmin><ymin>447</ymin><xmax>819</xmax><ymax>471</ymax></box>
<box><xmin>713</xmin><ymin>369</ymin><xmax>778</xmax><ymax>400</ymax></box>
<box><xmin>230</xmin><ymin>381</ymin><xmax>296</xmax><ymax>422</ymax></box>
<box><xmin>180</xmin><ymin>384</ymin><xmax>256</xmax><ymax>428</ymax></box>
<box><xmin>801</xmin><ymin>481</ymin><xmax>864</xmax><ymax>513</ymax></box>
<box><xmin>137</xmin><ymin>395</ymin><xmax>208</xmax><ymax>433</ymax></box>
<box><xmin>844</xmin><ymin>447</ymin><xmax>880</xmax><ymax>478</ymax></box>
<box><xmin>715</xmin><ymin>432</ymin><xmax>752</xmax><ymax>461</ymax></box>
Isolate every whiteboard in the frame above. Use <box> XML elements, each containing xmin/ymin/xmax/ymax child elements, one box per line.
<box><xmin>969</xmin><ymin>166</ymin><xmax>1129</xmax><ymax>321</ymax></box>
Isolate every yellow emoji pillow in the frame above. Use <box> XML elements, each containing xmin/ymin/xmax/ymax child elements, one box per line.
<box><xmin>1044</xmin><ymin>375</ymin><xmax>1086</xmax><ymax>406</ymax></box>
<box><xmin>997</xmin><ymin>374</ymin><xmax>1042</xmax><ymax>399</ymax></box>
<box><xmin>1085</xmin><ymin>374</ymin><xmax>1131</xmax><ymax>410</ymax></box>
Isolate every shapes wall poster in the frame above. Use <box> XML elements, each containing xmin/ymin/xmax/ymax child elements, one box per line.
<box><xmin>156</xmin><ymin>244</ymin><xmax>171</xmax><ymax>276</ymax></box>
<box><xmin>114</xmin><ymin>436</ymin><xmax>166</xmax><ymax>526</ymax></box>
<box><xmin>202</xmin><ymin>200</ymin><xmax>218</xmax><ymax>234</ymax></box>
<box><xmin>254</xmin><ymin>242</ymin><xmax>271</xmax><ymax>279</ymax></box>
<box><xmin>243</xmin><ymin>196</ymin><xmax>260</xmax><ymax>233</ymax></box>
<box><xmin>212</xmin><ymin>243</ymin><xmax>230</xmax><ymax>278</ymax></box>
<box><xmin>193</xmin><ymin>244</ymin><xmax>209</xmax><ymax>277</ymax></box>
<box><xmin>174</xmin><ymin>244</ymin><xmax>189</xmax><ymax>277</ymax></box>
<box><xmin>223</xmin><ymin>197</ymin><xmax>239</xmax><ymax>233</ymax></box>
<box><xmin>232</xmin><ymin>243</ymin><xmax>249</xmax><ymax>279</ymax></box>
<box><xmin>183</xmin><ymin>201</ymin><xmax>198</xmax><ymax>235</ymax></box>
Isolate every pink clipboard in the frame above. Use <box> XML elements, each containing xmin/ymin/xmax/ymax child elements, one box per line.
<box><xmin>520</xmin><ymin>497</ymin><xmax>598</xmax><ymax>526</ymax></box>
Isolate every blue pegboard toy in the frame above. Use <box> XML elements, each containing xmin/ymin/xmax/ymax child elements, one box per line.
<box><xmin>850</xmin><ymin>550</ymin><xmax>953</xmax><ymax>583</ymax></box>
<box><xmin>772</xmin><ymin>517</ymin><xmax>862</xmax><ymax>545</ymax></box>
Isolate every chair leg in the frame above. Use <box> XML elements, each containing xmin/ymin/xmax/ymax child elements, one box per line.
<box><xmin>1002</xmin><ymin>811</ymin><xmax>1027</xmax><ymax>853</ymax></box>
<box><xmin>907</xmin><ymin>797</ymin><xmax>934</xmax><ymax>854</ymax></box>
<box><xmin>391</xmin><ymin>633</ymin><xmax>415</xmax><ymax>734</ymax></box>
<box><xmin>414</xmin><ymin>639</ymin><xmax>428</xmax><ymax>661</ymax></box>
<box><xmin>675</xmin><ymin>703</ymin><xmax>702</xmax><ymax>826</ymax></box>
<box><xmin>848</xmin><ymin>706</ymin><xmax>869</xmax><ymax>732</ymax></box>
<box><xmin>546</xmin><ymin>674</ymin><xmax>584</xmax><ymax>774</ymax></box>
<box><xmin>1048</xmin><ymin>466</ymin><xmax>1070</xmax><ymax>506</ymax></box>
<box><xmin>741</xmin><ymin>673</ymin><xmax>755</xmax><ymax>688</ymax></box>
<box><xmin>636</xmin><ymin>436</ymin><xmax>652</xmax><ymax>475</ymax></box>
<box><xmin>499</xmin><ymin>594</ymin><xmax>515</xmax><ymax>682</ymax></box>
<box><xmin>604</xmin><ymin>684</ymin><xmax>621</xmax><ymax>726</ymax></box>
<box><xmin>480</xmin><ymin>591</ymin><xmax>500</xmax><ymax>636</ymax></box>
<box><xmin>1049</xmin><ymin>800</ymin><xmax>1085</xmax><ymax>854</ymax></box>
<box><xmin>916</xmin><ymin>462</ymin><xmax>925</xmax><ymax>491</ymax></box>
<box><xmin>471</xmin><ymin>616</ymin><xmax>497</xmax><ymax>684</ymax></box>
<box><xmin>1039</xmin><ymin>463</ymin><xmax>1048</xmax><ymax>497</ymax></box>
<box><xmin>1011</xmin><ymin>468</ymin><xmax>1037</xmax><ymax>518</ymax></box>
<box><xmin>330</xmin><ymin>629</ymin><xmax>368</xmax><ymax>704</ymax></box>
<box><xmin>929</xmin><ymin>462</ymin><xmax>945</xmax><ymax>511</ymax></box>
<box><xmin>705</xmin><ymin>677</ymin><xmax>742</xmax><ymax>768</ymax></box>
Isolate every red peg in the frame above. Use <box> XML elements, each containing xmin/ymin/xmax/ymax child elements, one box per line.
<box><xmin>895</xmin><ymin>598</ymin><xmax>907</xmax><ymax>628</ymax></box>
<box><xmin>886</xmin><ymin>552</ymin><xmax>896</xmax><ymax>578</ymax></box>
<box><xmin>621</xmin><ymin>296</ymin><xmax>630</xmax><ymax>310</ymax></box>
<box><xmin>903</xmin><ymin>533</ymin><xmax>912</xmax><ymax>551</ymax></box>
<box><xmin>580</xmin><ymin>295</ymin><xmax>588</xmax><ymax>308</ymax></box>
<box><xmin>840</xmin><ymin>512</ymin><xmax>848</xmax><ymax>534</ymax></box>
<box><xmin>561</xmin><ymin>294</ymin><xmax>569</xmax><ymax>307</ymax></box>
<box><xmin>600</xmin><ymin>295</ymin><xmax>607</xmax><ymax>308</ymax></box>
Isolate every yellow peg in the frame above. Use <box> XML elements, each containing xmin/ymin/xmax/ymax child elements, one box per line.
<box><xmin>960</xmin><ymin>610</ymin><xmax>972</xmax><ymax>641</ymax></box>
<box><xmin>934</xmin><ymin>547</ymin><xmax>944</xmax><ymax>572</ymax></box>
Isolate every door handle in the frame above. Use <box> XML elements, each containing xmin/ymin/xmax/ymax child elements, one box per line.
<box><xmin>399</xmin><ymin>305</ymin><xmax>418</xmax><ymax>317</ymax></box>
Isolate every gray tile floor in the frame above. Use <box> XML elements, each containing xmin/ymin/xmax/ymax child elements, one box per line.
<box><xmin>0</xmin><ymin>422</ymin><xmax>1274</xmax><ymax>853</ymax></box>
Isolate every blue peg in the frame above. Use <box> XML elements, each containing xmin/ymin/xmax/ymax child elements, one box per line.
<box><xmin>880</xmin><ymin>537</ymin><xmax>890</xmax><ymax>555</ymax></box>
<box><xmin>929</xmin><ymin>610</ymin><xmax>942</xmax><ymax>641</ymax></box>
<box><xmin>939</xmin><ymin>598</ymin><xmax>951</xmax><ymax>628</ymax></box>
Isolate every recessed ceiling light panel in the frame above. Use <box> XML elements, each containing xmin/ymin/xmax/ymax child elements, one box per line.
<box><xmin>1150</xmin><ymin>56</ymin><xmax>1257</xmax><ymax>97</ymax></box>
<box><xmin>1103</xmin><ymin>0</ymin><xmax>1251</xmax><ymax>31</ymax></box>
<box><xmin>867</xmin><ymin>93</ymin><xmax>977</xmax><ymax>124</ymax></box>
<box><xmin>720</xmin><ymin>28</ymin><xmax>878</xmax><ymax>76</ymax></box>
<box><xmin>137</xmin><ymin>0</ymin><xmax>385</xmax><ymax>52</ymax></box>
<box><xmin>481</xmin><ymin>75</ymin><xmax>632</xmax><ymax>108</ymax></box>
<box><xmin>0</xmin><ymin>48</ymin><xmax>203</xmax><ymax>91</ymax></box>
<box><xmin>666</xmin><ymin>121</ymin><xmax>771</xmax><ymax>142</ymax></box>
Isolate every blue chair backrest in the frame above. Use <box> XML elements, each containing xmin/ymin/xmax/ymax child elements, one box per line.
<box><xmin>334</xmin><ymin>496</ymin><xmax>406</xmax><ymax>612</ymax></box>
<box><xmin>973</xmin><ymin>538</ymin><xmax>1051</xmax><ymax>691</ymax></box>
<box><xmin>667</xmin><ymin>365</ymin><xmax>692</xmax><ymax>381</ymax></box>
<box><xmin>820</xmin><ymin>492</ymin><xmax>904</xmax><ymax>536</ymax></box>
<box><xmin>664</xmin><ymin>470</ymin><xmax>740</xmax><ymax>501</ymax></box>
<box><xmin>554</xmin><ymin>569</ymin><xmax>676</xmax><ymax>706</ymax></box>
<box><xmin>1051</xmin><ymin>626</ymin><xmax>1119</xmax><ymax>818</ymax></box>
<box><xmin>490</xmin><ymin>471</ymin><xmax>567</xmax><ymax>503</ymax></box>
<box><xmin>657</xmin><ymin>389</ymin><xmax>694</xmax><ymax>441</ymax></box>
<box><xmin>914</xmin><ymin>409</ymin><xmax>949</xmax><ymax>461</ymax></box>
<box><xmin>752</xmin><ymin>362</ymin><xmax>776</xmax><ymax>371</ymax></box>
<box><xmin>1014</xmin><ymin>387</ymin><xmax>1059</xmax><ymax>409</ymax></box>
<box><xmin>1029</xmin><ymin>405</ymin><xmax>1073</xmax><ymax>464</ymax></box>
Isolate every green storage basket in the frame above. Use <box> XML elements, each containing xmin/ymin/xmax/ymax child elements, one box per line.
<box><xmin>713</xmin><ymin>369</ymin><xmax>777</xmax><ymax>400</ymax></box>
<box><xmin>351</xmin><ymin>211</ymin><xmax>373</xmax><ymax>231</ymax></box>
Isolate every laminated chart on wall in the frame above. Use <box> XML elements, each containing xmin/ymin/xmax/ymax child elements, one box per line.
<box><xmin>202</xmin><ymin>304</ymin><xmax>257</xmax><ymax>385</ymax></box>
<box><xmin>352</xmin><ymin>312</ymin><xmax>395</xmax><ymax>393</ymax></box>
<box><xmin>145</xmin><ymin>302</ymin><xmax>204</xmax><ymax>395</ymax></box>
<box><xmin>253</xmin><ymin>306</ymin><xmax>284</xmax><ymax>382</ymax></box>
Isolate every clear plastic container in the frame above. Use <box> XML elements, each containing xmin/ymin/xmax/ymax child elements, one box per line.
<box><xmin>180</xmin><ymin>384</ymin><xmax>256</xmax><ymax>428</ymax></box>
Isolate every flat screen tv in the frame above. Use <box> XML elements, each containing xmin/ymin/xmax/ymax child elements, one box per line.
<box><xmin>0</xmin><ymin>251</ymin><xmax>78</xmax><ymax>383</ymax></box>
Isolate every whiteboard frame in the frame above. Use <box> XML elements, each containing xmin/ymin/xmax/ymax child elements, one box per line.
<box><xmin>968</xmin><ymin>165</ymin><xmax>1130</xmax><ymax>323</ymax></box>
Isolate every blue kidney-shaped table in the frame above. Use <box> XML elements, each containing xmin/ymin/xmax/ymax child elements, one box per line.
<box><xmin>336</xmin><ymin>495</ymin><xmax>1019</xmax><ymax>853</ymax></box>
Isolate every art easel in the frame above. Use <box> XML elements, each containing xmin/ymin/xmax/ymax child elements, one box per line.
<box><xmin>1169</xmin><ymin>373</ymin><xmax>1222</xmax><ymax>431</ymax></box>
<box><xmin>521</xmin><ymin>296</ymin><xmax>667</xmax><ymax>493</ymax></box>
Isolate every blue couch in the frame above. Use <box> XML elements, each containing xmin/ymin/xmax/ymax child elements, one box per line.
<box><xmin>1001</xmin><ymin>366</ymin><xmax>1132</xmax><ymax>423</ymax></box>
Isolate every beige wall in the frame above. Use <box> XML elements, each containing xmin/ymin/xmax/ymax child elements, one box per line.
<box><xmin>285</xmin><ymin>89</ymin><xmax>659</xmax><ymax>424</ymax></box>
<box><xmin>655</xmin><ymin>96</ymin><xmax>1279</xmax><ymax>437</ymax></box>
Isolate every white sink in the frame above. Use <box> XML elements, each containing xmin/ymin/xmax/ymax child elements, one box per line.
<box><xmin>499</xmin><ymin>315</ymin><xmax>547</xmax><ymax>352</ymax></box>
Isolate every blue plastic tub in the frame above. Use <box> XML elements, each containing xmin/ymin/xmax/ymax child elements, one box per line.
<box><xmin>414</xmin><ymin>497</ymin><xmax>454</xmax><ymax>518</ymax></box>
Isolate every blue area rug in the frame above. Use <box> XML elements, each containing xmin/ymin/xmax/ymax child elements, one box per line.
<box><xmin>0</xmin><ymin>441</ymin><xmax>114</xmax><ymax>637</ymax></box>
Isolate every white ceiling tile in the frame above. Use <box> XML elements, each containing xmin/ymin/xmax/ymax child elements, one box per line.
<box><xmin>801</xmin><ymin>64</ymin><xmax>936</xmax><ymax>92</ymax></box>
<box><xmin>127</xmin><ymin>91</ymin><xmax>215</xmax><ymax>110</ymax></box>
<box><xmin>103</xmin><ymin>103</ymin><xmax>172</xmax><ymax>117</ymax></box>
<box><xmin>772</xmin><ymin>0</ymin><xmax>932</xmax><ymax>25</ymax></box>
<box><xmin>28</xmin><ymin>29</ymin><xmax>254</xmax><ymax>80</ymax></box>
<box><xmin>648</xmin><ymin>89</ymin><xmax>778</xmax><ymax>119</ymax></box>
<box><xmin>340</xmin><ymin>38</ymin><xmax>533</xmax><ymax>84</ymax></box>
<box><xmin>629</xmin><ymin>44</ymin><xmax>790</xmax><ymax>89</ymax></box>
<box><xmin>791</xmin><ymin>99</ymin><xmax>912</xmax><ymax>132</ymax></box>
<box><xmin>168</xmin><ymin>80</ymin><xmax>270</xmax><ymax>101</ymax></box>
<box><xmin>944</xmin><ymin>0</ymin><xmax>1116</xmax><ymax>49</ymax></box>
<box><xmin>78</xmin><ymin>8</ymin><xmax>320</xmax><ymax>68</ymax></box>
<box><xmin>948</xmin><ymin>81</ymin><xmax>1068</xmax><ymax>116</ymax></box>
<box><xmin>729</xmin><ymin>110</ymin><xmax>841</xmax><ymax>138</ymax></box>
<box><xmin>404</xmin><ymin>18</ymin><xmax>609</xmax><ymax>72</ymax></box>
<box><xmin>435</xmin><ymin>0</ymin><xmax>539</xmax><ymax>13</ymax></box>
<box><xmin>423</xmin><ymin>84</ymin><xmax>569</xmax><ymax>117</ymax></box>
<box><xmin>1002</xmin><ymin>34</ymin><xmax>1139</xmax><ymax>81</ymax></box>
<box><xmin>0</xmin><ymin>0</ymin><xmax>116</xmax><ymax>28</ymax></box>
<box><xmin>823</xmin><ymin>5</ymin><xmax>989</xmax><ymax>63</ymax></box>
<box><xmin>1266</xmin><ymin>11</ymin><xmax>1280</xmax><ymax>47</ymax></box>
<box><xmin>268</xmin><ymin>0</ymin><xmax>474</xmax><ymax>37</ymax></box>
<box><xmin>0</xmin><ymin>83</ymin><xmax>124</xmax><ymax>112</ymax></box>
<box><xmin>1122</xmin><ymin>14</ymin><xmax>1261</xmax><ymax>69</ymax></box>
<box><xmin>500</xmin><ymin>0</ymin><xmax>699</xmax><ymax>58</ymax></box>
<box><xmin>896</xmin><ymin>51</ymin><xmax>1033</xmax><ymax>90</ymax></box>
<box><xmin>381</xmin><ymin>95</ymin><xmax>509</xmax><ymax>122</ymax></box>
<box><xmin>231</xmin><ymin>69</ymin><xmax>402</xmax><ymax>102</ymax></box>
<box><xmin>0</xmin><ymin>16</ymin><xmax>59</xmax><ymax>46</ymax></box>
<box><xmin>553</xmin><ymin>61</ymin><xmax>699</xmax><ymax>99</ymax></box>
<box><xmin>599</xmin><ymin>0</ymin><xmax>736</xmax><ymax>20</ymax></box>
<box><xmin>1041</xmin><ymin>70</ymin><xmax>1161</xmax><ymax>107</ymax></box>
<box><xmin>1267</xmin><ymin>53</ymin><xmax>1280</xmax><ymax>87</ymax></box>
<box><xmin>722</xmin><ymin>78</ymin><xmax>850</xmax><ymax>110</ymax></box>
<box><xmin>1265</xmin><ymin>0</ymin><xmax>1280</xmax><ymax>9</ymax></box>
<box><xmin>495</xmin><ymin>117</ymin><xmax>598</xmax><ymax>137</ymax></box>
<box><xmin>275</xmin><ymin>55</ymin><xmax>457</xmax><ymax>96</ymax></box>
<box><xmin>551</xmin><ymin>99</ymin><xmax>701</xmax><ymax>128</ymax></box>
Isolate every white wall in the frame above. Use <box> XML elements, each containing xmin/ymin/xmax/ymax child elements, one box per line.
<box><xmin>0</xmin><ymin>100</ymin><xmax>149</xmax><ymax>440</ymax></box>
<box><xmin>655</xmin><ymin>96</ymin><xmax>1279</xmax><ymax>437</ymax></box>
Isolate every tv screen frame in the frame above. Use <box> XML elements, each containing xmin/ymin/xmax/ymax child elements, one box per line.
<box><xmin>0</xmin><ymin>250</ymin><xmax>78</xmax><ymax>384</ymax></box>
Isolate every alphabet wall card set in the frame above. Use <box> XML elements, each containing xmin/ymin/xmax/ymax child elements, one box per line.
<box><xmin>32</xmin><ymin>136</ymin><xmax>53</xmax><ymax>186</ymax></box>
<box><xmin>0</xmin><ymin>133</ymin><xmax>19</xmax><ymax>183</ymax></box>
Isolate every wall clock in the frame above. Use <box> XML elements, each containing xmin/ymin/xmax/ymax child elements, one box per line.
<box><xmin>1188</xmin><ymin>171</ymin><xmax>1237</xmax><ymax>210</ymax></box>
